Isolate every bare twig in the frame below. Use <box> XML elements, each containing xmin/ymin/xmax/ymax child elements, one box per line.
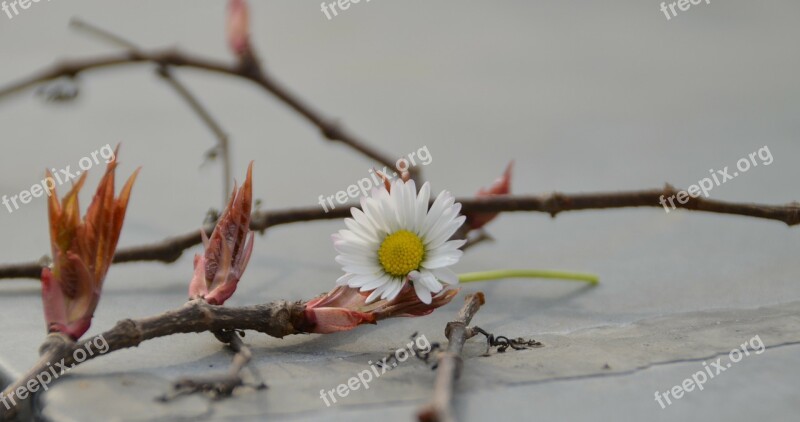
<box><xmin>0</xmin><ymin>299</ymin><xmax>307</xmax><ymax>419</ymax></box>
<box><xmin>378</xmin><ymin>332</ymin><xmax>442</xmax><ymax>371</ymax></box>
<box><xmin>70</xmin><ymin>18</ymin><xmax>233</xmax><ymax>204</ymax></box>
<box><xmin>417</xmin><ymin>292</ymin><xmax>485</xmax><ymax>422</ymax></box>
<box><xmin>156</xmin><ymin>66</ymin><xmax>233</xmax><ymax>203</ymax></box>
<box><xmin>159</xmin><ymin>330</ymin><xmax>266</xmax><ymax>401</ymax></box>
<box><xmin>0</xmin><ymin>336</ymin><xmax>70</xmax><ymax>420</ymax></box>
<box><xmin>2</xmin><ymin>187</ymin><xmax>798</xmax><ymax>280</ymax></box>
<box><xmin>70</xmin><ymin>18</ymin><xmax>139</xmax><ymax>50</ymax></box>
<box><xmin>0</xmin><ymin>46</ymin><xmax>409</xmax><ymax>180</ymax></box>
<box><xmin>471</xmin><ymin>326</ymin><xmax>543</xmax><ymax>356</ymax></box>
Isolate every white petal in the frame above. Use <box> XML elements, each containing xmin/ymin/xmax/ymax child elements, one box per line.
<box><xmin>424</xmin><ymin>215</ymin><xmax>456</xmax><ymax>246</ymax></box>
<box><xmin>336</xmin><ymin>273</ymin><xmax>355</xmax><ymax>286</ymax></box>
<box><xmin>423</xmin><ymin>203</ymin><xmax>462</xmax><ymax>243</ymax></box>
<box><xmin>340</xmin><ymin>255</ymin><xmax>381</xmax><ymax>273</ymax></box>
<box><xmin>414</xmin><ymin>182</ymin><xmax>431</xmax><ymax>233</ymax></box>
<box><xmin>348</xmin><ymin>274</ymin><xmax>382</xmax><ymax>288</ymax></box>
<box><xmin>386</xmin><ymin>279</ymin><xmax>405</xmax><ymax>301</ymax></box>
<box><xmin>422</xmin><ymin>249</ymin><xmax>463</xmax><ymax>269</ymax></box>
<box><xmin>403</xmin><ymin>180</ymin><xmax>417</xmax><ymax>231</ymax></box>
<box><xmin>431</xmin><ymin>267</ymin><xmax>459</xmax><ymax>285</ymax></box>
<box><xmin>423</xmin><ymin>191</ymin><xmax>450</xmax><ymax>228</ymax></box>
<box><xmin>333</xmin><ymin>240</ymin><xmax>373</xmax><ymax>256</ymax></box>
<box><xmin>345</xmin><ymin>218</ymin><xmax>378</xmax><ymax>244</ymax></box>
<box><xmin>392</xmin><ymin>180</ymin><xmax>408</xmax><ymax>228</ymax></box>
<box><xmin>413</xmin><ymin>282</ymin><xmax>432</xmax><ymax>304</ymax></box>
<box><xmin>341</xmin><ymin>264</ymin><xmax>382</xmax><ymax>275</ymax></box>
<box><xmin>364</xmin><ymin>194</ymin><xmax>387</xmax><ymax>233</ymax></box>
<box><xmin>335</xmin><ymin>254</ymin><xmax>378</xmax><ymax>268</ymax></box>
<box><xmin>337</xmin><ymin>230</ymin><xmax>375</xmax><ymax>249</ymax></box>
<box><xmin>360</xmin><ymin>274</ymin><xmax>391</xmax><ymax>292</ymax></box>
<box><xmin>363</xmin><ymin>196</ymin><xmax>390</xmax><ymax>234</ymax></box>
<box><xmin>381</xmin><ymin>279</ymin><xmax>403</xmax><ymax>301</ymax></box>
<box><xmin>366</xmin><ymin>284</ymin><xmax>386</xmax><ymax>303</ymax></box>
<box><xmin>347</xmin><ymin>211</ymin><xmax>379</xmax><ymax>242</ymax></box>
<box><xmin>377</xmin><ymin>188</ymin><xmax>400</xmax><ymax>233</ymax></box>
<box><xmin>429</xmin><ymin>238</ymin><xmax>467</xmax><ymax>253</ymax></box>
<box><xmin>425</xmin><ymin>216</ymin><xmax>466</xmax><ymax>249</ymax></box>
<box><xmin>421</xmin><ymin>191</ymin><xmax>455</xmax><ymax>239</ymax></box>
<box><xmin>418</xmin><ymin>270</ymin><xmax>443</xmax><ymax>293</ymax></box>
<box><xmin>424</xmin><ymin>245</ymin><xmax>463</xmax><ymax>261</ymax></box>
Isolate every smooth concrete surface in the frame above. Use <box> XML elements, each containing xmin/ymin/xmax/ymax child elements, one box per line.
<box><xmin>1</xmin><ymin>1</ymin><xmax>799</xmax><ymax>421</ymax></box>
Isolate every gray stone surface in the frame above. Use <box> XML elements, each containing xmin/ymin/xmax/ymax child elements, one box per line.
<box><xmin>1</xmin><ymin>0</ymin><xmax>800</xmax><ymax>421</ymax></box>
<box><xmin>36</xmin><ymin>302</ymin><xmax>800</xmax><ymax>421</ymax></box>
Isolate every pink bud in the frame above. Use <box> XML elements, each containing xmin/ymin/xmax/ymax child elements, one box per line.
<box><xmin>42</xmin><ymin>146</ymin><xmax>138</xmax><ymax>340</ymax></box>
<box><xmin>189</xmin><ymin>162</ymin><xmax>255</xmax><ymax>305</ymax></box>
<box><xmin>373</xmin><ymin>170</ymin><xmax>411</xmax><ymax>193</ymax></box>
<box><xmin>226</xmin><ymin>0</ymin><xmax>251</xmax><ymax>58</ymax></box>
<box><xmin>465</xmin><ymin>161</ymin><xmax>513</xmax><ymax>230</ymax></box>
<box><xmin>302</xmin><ymin>283</ymin><xmax>459</xmax><ymax>334</ymax></box>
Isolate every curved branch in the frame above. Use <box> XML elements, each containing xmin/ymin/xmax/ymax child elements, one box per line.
<box><xmin>2</xmin><ymin>187</ymin><xmax>798</xmax><ymax>280</ymax></box>
<box><xmin>70</xmin><ymin>18</ymin><xmax>233</xmax><ymax>205</ymax></box>
<box><xmin>0</xmin><ymin>46</ymin><xmax>409</xmax><ymax>180</ymax></box>
<box><xmin>0</xmin><ymin>299</ymin><xmax>306</xmax><ymax>419</ymax></box>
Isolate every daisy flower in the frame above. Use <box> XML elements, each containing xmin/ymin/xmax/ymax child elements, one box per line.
<box><xmin>333</xmin><ymin>179</ymin><xmax>466</xmax><ymax>305</ymax></box>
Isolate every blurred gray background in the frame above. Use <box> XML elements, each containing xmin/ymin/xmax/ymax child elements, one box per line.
<box><xmin>0</xmin><ymin>1</ymin><xmax>799</xmax><ymax>421</ymax></box>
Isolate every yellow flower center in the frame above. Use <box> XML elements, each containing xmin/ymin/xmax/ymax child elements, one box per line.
<box><xmin>378</xmin><ymin>230</ymin><xmax>425</xmax><ymax>277</ymax></box>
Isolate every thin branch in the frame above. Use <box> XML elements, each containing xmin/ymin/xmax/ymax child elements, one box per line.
<box><xmin>0</xmin><ymin>299</ymin><xmax>306</xmax><ymax>419</ymax></box>
<box><xmin>159</xmin><ymin>330</ymin><xmax>266</xmax><ymax>401</ymax></box>
<box><xmin>69</xmin><ymin>18</ymin><xmax>232</xmax><ymax>204</ymax></box>
<box><xmin>0</xmin><ymin>337</ymin><xmax>67</xmax><ymax>420</ymax></box>
<box><xmin>470</xmin><ymin>326</ymin><xmax>543</xmax><ymax>356</ymax></box>
<box><xmin>156</xmin><ymin>66</ymin><xmax>232</xmax><ymax>203</ymax></box>
<box><xmin>0</xmin><ymin>261</ymin><xmax>42</xmax><ymax>280</ymax></box>
<box><xmin>244</xmin><ymin>65</ymin><xmax>421</xmax><ymax>181</ymax></box>
<box><xmin>0</xmin><ymin>46</ymin><xmax>410</xmax><ymax>179</ymax></box>
<box><xmin>2</xmin><ymin>187</ymin><xmax>798</xmax><ymax>280</ymax></box>
<box><xmin>417</xmin><ymin>292</ymin><xmax>486</xmax><ymax>422</ymax></box>
<box><xmin>69</xmin><ymin>18</ymin><xmax>139</xmax><ymax>50</ymax></box>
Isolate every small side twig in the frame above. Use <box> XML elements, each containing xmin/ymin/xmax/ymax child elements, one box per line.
<box><xmin>471</xmin><ymin>326</ymin><xmax>543</xmax><ymax>356</ymax></box>
<box><xmin>157</xmin><ymin>66</ymin><xmax>232</xmax><ymax>204</ymax></box>
<box><xmin>417</xmin><ymin>292</ymin><xmax>485</xmax><ymax>422</ymax></box>
<box><xmin>159</xmin><ymin>329</ymin><xmax>266</xmax><ymax>402</ymax></box>
<box><xmin>377</xmin><ymin>332</ymin><xmax>442</xmax><ymax>371</ymax></box>
<box><xmin>70</xmin><ymin>18</ymin><xmax>233</xmax><ymax>204</ymax></box>
<box><xmin>0</xmin><ymin>44</ymin><xmax>410</xmax><ymax>181</ymax></box>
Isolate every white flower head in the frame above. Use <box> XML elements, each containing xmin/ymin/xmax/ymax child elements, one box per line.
<box><xmin>333</xmin><ymin>179</ymin><xmax>466</xmax><ymax>305</ymax></box>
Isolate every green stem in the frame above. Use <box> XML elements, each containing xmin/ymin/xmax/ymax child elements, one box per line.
<box><xmin>458</xmin><ymin>269</ymin><xmax>599</xmax><ymax>285</ymax></box>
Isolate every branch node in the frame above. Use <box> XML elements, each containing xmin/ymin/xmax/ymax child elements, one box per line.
<box><xmin>321</xmin><ymin>121</ymin><xmax>344</xmax><ymax>141</ymax></box>
<box><xmin>117</xmin><ymin>318</ymin><xmax>144</xmax><ymax>346</ymax></box>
